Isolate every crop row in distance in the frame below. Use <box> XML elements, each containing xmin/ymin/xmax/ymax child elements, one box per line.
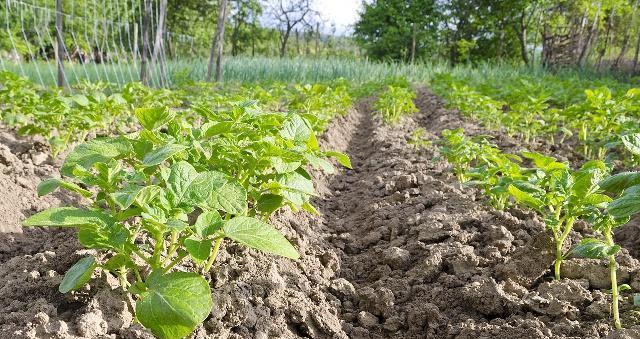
<box><xmin>0</xmin><ymin>70</ymin><xmax>419</xmax><ymax>338</ymax></box>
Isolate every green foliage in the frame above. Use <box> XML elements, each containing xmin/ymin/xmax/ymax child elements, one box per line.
<box><xmin>23</xmin><ymin>88</ymin><xmax>351</xmax><ymax>338</ymax></box>
<box><xmin>374</xmin><ymin>85</ymin><xmax>418</xmax><ymax>124</ymax></box>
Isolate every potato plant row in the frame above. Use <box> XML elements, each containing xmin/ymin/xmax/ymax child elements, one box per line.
<box><xmin>438</xmin><ymin>128</ymin><xmax>640</xmax><ymax>329</ymax></box>
<box><xmin>431</xmin><ymin>74</ymin><xmax>640</xmax><ymax>165</ymax></box>
<box><xmin>0</xmin><ymin>71</ymin><xmax>366</xmax><ymax>339</ymax></box>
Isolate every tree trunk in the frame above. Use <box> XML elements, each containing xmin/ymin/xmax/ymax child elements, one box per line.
<box><xmin>315</xmin><ymin>22</ymin><xmax>320</xmax><ymax>55</ymax></box>
<box><xmin>279</xmin><ymin>27</ymin><xmax>291</xmax><ymax>58</ymax></box>
<box><xmin>633</xmin><ymin>32</ymin><xmax>640</xmax><ymax>71</ymax></box>
<box><xmin>207</xmin><ymin>0</ymin><xmax>229</xmax><ymax>82</ymax></box>
<box><xmin>140</xmin><ymin>0</ymin><xmax>152</xmax><ymax>85</ymax></box>
<box><xmin>597</xmin><ymin>10</ymin><xmax>615</xmax><ymax>70</ymax></box>
<box><xmin>614</xmin><ymin>2</ymin><xmax>637</xmax><ymax>69</ymax></box>
<box><xmin>151</xmin><ymin>0</ymin><xmax>168</xmax><ymax>86</ymax></box>
<box><xmin>55</xmin><ymin>0</ymin><xmax>65</xmax><ymax>87</ymax></box>
<box><xmin>578</xmin><ymin>2</ymin><xmax>601</xmax><ymax>67</ymax></box>
<box><xmin>517</xmin><ymin>11</ymin><xmax>529</xmax><ymax>66</ymax></box>
<box><xmin>151</xmin><ymin>0</ymin><xmax>167</xmax><ymax>65</ymax></box>
<box><xmin>231</xmin><ymin>21</ymin><xmax>241</xmax><ymax>56</ymax></box>
<box><xmin>410</xmin><ymin>22</ymin><xmax>416</xmax><ymax>63</ymax></box>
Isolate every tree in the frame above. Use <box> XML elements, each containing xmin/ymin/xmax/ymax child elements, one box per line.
<box><xmin>230</xmin><ymin>0</ymin><xmax>262</xmax><ymax>56</ymax></box>
<box><xmin>268</xmin><ymin>0</ymin><xmax>314</xmax><ymax>57</ymax></box>
<box><xmin>207</xmin><ymin>0</ymin><xmax>229</xmax><ymax>82</ymax></box>
<box><xmin>354</xmin><ymin>0</ymin><xmax>438</xmax><ymax>62</ymax></box>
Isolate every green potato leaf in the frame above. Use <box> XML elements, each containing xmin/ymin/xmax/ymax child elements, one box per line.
<box><xmin>508</xmin><ymin>185</ymin><xmax>544</xmax><ymax>211</ymax></box>
<box><xmin>183</xmin><ymin>171</ymin><xmax>247</xmax><ymax>214</ymax></box>
<box><xmin>37</xmin><ymin>178</ymin><xmax>92</xmax><ymax>198</ymax></box>
<box><xmin>62</xmin><ymin>137</ymin><xmax>132</xmax><ymax>176</ymax></box>
<box><xmin>135</xmin><ymin>107</ymin><xmax>176</xmax><ymax>131</ymax></box>
<box><xmin>600</xmin><ymin>172</ymin><xmax>640</xmax><ymax>194</ymax></box>
<box><xmin>136</xmin><ymin>272</ymin><xmax>213</xmax><ymax>339</ymax></box>
<box><xmin>571</xmin><ymin>238</ymin><xmax>620</xmax><ymax>259</ymax></box>
<box><xmin>223</xmin><ymin>216</ymin><xmax>299</xmax><ymax>259</ymax></box>
<box><xmin>280</xmin><ymin>114</ymin><xmax>312</xmax><ymax>143</ymax></box>
<box><xmin>608</xmin><ymin>192</ymin><xmax>640</xmax><ymax>218</ymax></box>
<box><xmin>184</xmin><ymin>238</ymin><xmax>213</xmax><ymax>264</ymax></box>
<box><xmin>256</xmin><ymin>194</ymin><xmax>284</xmax><ymax>215</ymax></box>
<box><xmin>59</xmin><ymin>256</ymin><xmax>96</xmax><ymax>293</ymax></box>
<box><xmin>23</xmin><ymin>207</ymin><xmax>115</xmax><ymax>228</ymax></box>
<box><xmin>143</xmin><ymin>144</ymin><xmax>188</xmax><ymax>167</ymax></box>
<box><xmin>193</xmin><ymin>211</ymin><xmax>223</xmax><ymax>238</ymax></box>
<box><xmin>325</xmin><ymin>150</ymin><xmax>352</xmax><ymax>169</ymax></box>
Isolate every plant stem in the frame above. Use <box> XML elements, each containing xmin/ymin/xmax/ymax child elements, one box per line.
<box><xmin>162</xmin><ymin>252</ymin><xmax>188</xmax><ymax>274</ymax></box>
<box><xmin>152</xmin><ymin>232</ymin><xmax>164</xmax><ymax>269</ymax></box>
<box><xmin>132</xmin><ymin>248</ymin><xmax>153</xmax><ymax>266</ymax></box>
<box><xmin>605</xmin><ymin>230</ymin><xmax>622</xmax><ymax>330</ymax></box>
<box><xmin>162</xmin><ymin>230</ymin><xmax>179</xmax><ymax>266</ymax></box>
<box><xmin>203</xmin><ymin>237</ymin><xmax>224</xmax><ymax>273</ymax></box>
<box><xmin>554</xmin><ymin>217</ymin><xmax>574</xmax><ymax>280</ymax></box>
<box><xmin>118</xmin><ymin>269</ymin><xmax>135</xmax><ymax>314</ymax></box>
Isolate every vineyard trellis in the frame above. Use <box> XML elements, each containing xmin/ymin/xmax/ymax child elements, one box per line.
<box><xmin>0</xmin><ymin>0</ymin><xmax>196</xmax><ymax>87</ymax></box>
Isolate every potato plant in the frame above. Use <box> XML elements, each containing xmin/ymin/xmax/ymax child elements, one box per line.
<box><xmin>24</xmin><ymin>104</ymin><xmax>350</xmax><ymax>339</ymax></box>
<box><xmin>374</xmin><ymin>85</ymin><xmax>418</xmax><ymax>124</ymax></box>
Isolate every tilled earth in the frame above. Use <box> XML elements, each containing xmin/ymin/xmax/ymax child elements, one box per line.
<box><xmin>1</xmin><ymin>89</ymin><xmax>640</xmax><ymax>338</ymax></box>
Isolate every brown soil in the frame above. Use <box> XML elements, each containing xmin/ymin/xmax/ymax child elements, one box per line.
<box><xmin>1</xmin><ymin>88</ymin><xmax>640</xmax><ymax>338</ymax></box>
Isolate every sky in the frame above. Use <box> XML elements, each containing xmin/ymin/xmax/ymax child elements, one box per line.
<box><xmin>314</xmin><ymin>0</ymin><xmax>362</xmax><ymax>35</ymax></box>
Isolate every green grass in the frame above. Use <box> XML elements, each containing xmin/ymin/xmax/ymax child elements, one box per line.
<box><xmin>1</xmin><ymin>56</ymin><xmax>635</xmax><ymax>89</ymax></box>
<box><xmin>1</xmin><ymin>56</ymin><xmax>447</xmax><ymax>87</ymax></box>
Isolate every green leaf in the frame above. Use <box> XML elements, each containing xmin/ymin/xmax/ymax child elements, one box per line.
<box><xmin>184</xmin><ymin>238</ymin><xmax>213</xmax><ymax>265</ymax></box>
<box><xmin>71</xmin><ymin>94</ymin><xmax>90</xmax><ymax>107</ymax></box>
<box><xmin>143</xmin><ymin>144</ymin><xmax>188</xmax><ymax>167</ymax></box>
<box><xmin>325</xmin><ymin>151</ymin><xmax>352</xmax><ymax>169</ymax></box>
<box><xmin>571</xmin><ymin>238</ymin><xmax>620</xmax><ymax>259</ymax></box>
<box><xmin>277</xmin><ymin>171</ymin><xmax>315</xmax><ymax>207</ymax></box>
<box><xmin>59</xmin><ymin>256</ymin><xmax>96</xmax><ymax>293</ymax></box>
<box><xmin>23</xmin><ymin>207</ymin><xmax>115</xmax><ymax>228</ymax></box>
<box><xmin>608</xmin><ymin>192</ymin><xmax>640</xmax><ymax>218</ymax></box>
<box><xmin>183</xmin><ymin>171</ymin><xmax>247</xmax><ymax>214</ymax></box>
<box><xmin>102</xmin><ymin>253</ymin><xmax>133</xmax><ymax>271</ymax></box>
<box><xmin>508</xmin><ymin>185</ymin><xmax>543</xmax><ymax>210</ymax></box>
<box><xmin>280</xmin><ymin>114</ymin><xmax>312</xmax><ymax>142</ymax></box>
<box><xmin>203</xmin><ymin>121</ymin><xmax>234</xmax><ymax>138</ymax></box>
<box><xmin>166</xmin><ymin>161</ymin><xmax>199</xmax><ymax>206</ymax></box>
<box><xmin>223</xmin><ymin>216</ymin><xmax>299</xmax><ymax>259</ymax></box>
<box><xmin>135</xmin><ymin>107</ymin><xmax>176</xmax><ymax>131</ymax></box>
<box><xmin>37</xmin><ymin>178</ymin><xmax>92</xmax><ymax>198</ymax></box>
<box><xmin>136</xmin><ymin>272</ymin><xmax>212</xmax><ymax>339</ymax></box>
<box><xmin>271</xmin><ymin>157</ymin><xmax>302</xmax><ymax>174</ymax></box>
<box><xmin>583</xmin><ymin>193</ymin><xmax>613</xmax><ymax>206</ymax></box>
<box><xmin>621</xmin><ymin>133</ymin><xmax>640</xmax><ymax>155</ymax></box>
<box><xmin>600</xmin><ymin>172</ymin><xmax>640</xmax><ymax>194</ymax></box>
<box><xmin>135</xmin><ymin>186</ymin><xmax>163</xmax><ymax>206</ymax></box>
<box><xmin>110</xmin><ymin>186</ymin><xmax>144</xmax><ymax>210</ymax></box>
<box><xmin>193</xmin><ymin>211</ymin><xmax>222</xmax><ymax>238</ymax></box>
<box><xmin>304</xmin><ymin>154</ymin><xmax>334</xmax><ymax>173</ymax></box>
<box><xmin>62</xmin><ymin>137</ymin><xmax>132</xmax><ymax>176</ymax></box>
<box><xmin>572</xmin><ymin>168</ymin><xmax>603</xmax><ymax>197</ymax></box>
<box><xmin>78</xmin><ymin>222</ymin><xmax>130</xmax><ymax>251</ymax></box>
<box><xmin>256</xmin><ymin>194</ymin><xmax>284</xmax><ymax>215</ymax></box>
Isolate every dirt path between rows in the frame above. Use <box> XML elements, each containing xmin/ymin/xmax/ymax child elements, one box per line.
<box><xmin>2</xmin><ymin>89</ymin><xmax>640</xmax><ymax>338</ymax></box>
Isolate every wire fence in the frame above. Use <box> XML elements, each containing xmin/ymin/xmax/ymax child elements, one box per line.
<box><xmin>0</xmin><ymin>0</ymin><xmax>196</xmax><ymax>87</ymax></box>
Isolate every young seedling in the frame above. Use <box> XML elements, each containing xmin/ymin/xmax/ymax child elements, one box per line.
<box><xmin>507</xmin><ymin>154</ymin><xmax>610</xmax><ymax>280</ymax></box>
<box><xmin>596</xmin><ymin>170</ymin><xmax>640</xmax><ymax>329</ymax></box>
<box><xmin>571</xmin><ymin>213</ymin><xmax>628</xmax><ymax>330</ymax></box>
